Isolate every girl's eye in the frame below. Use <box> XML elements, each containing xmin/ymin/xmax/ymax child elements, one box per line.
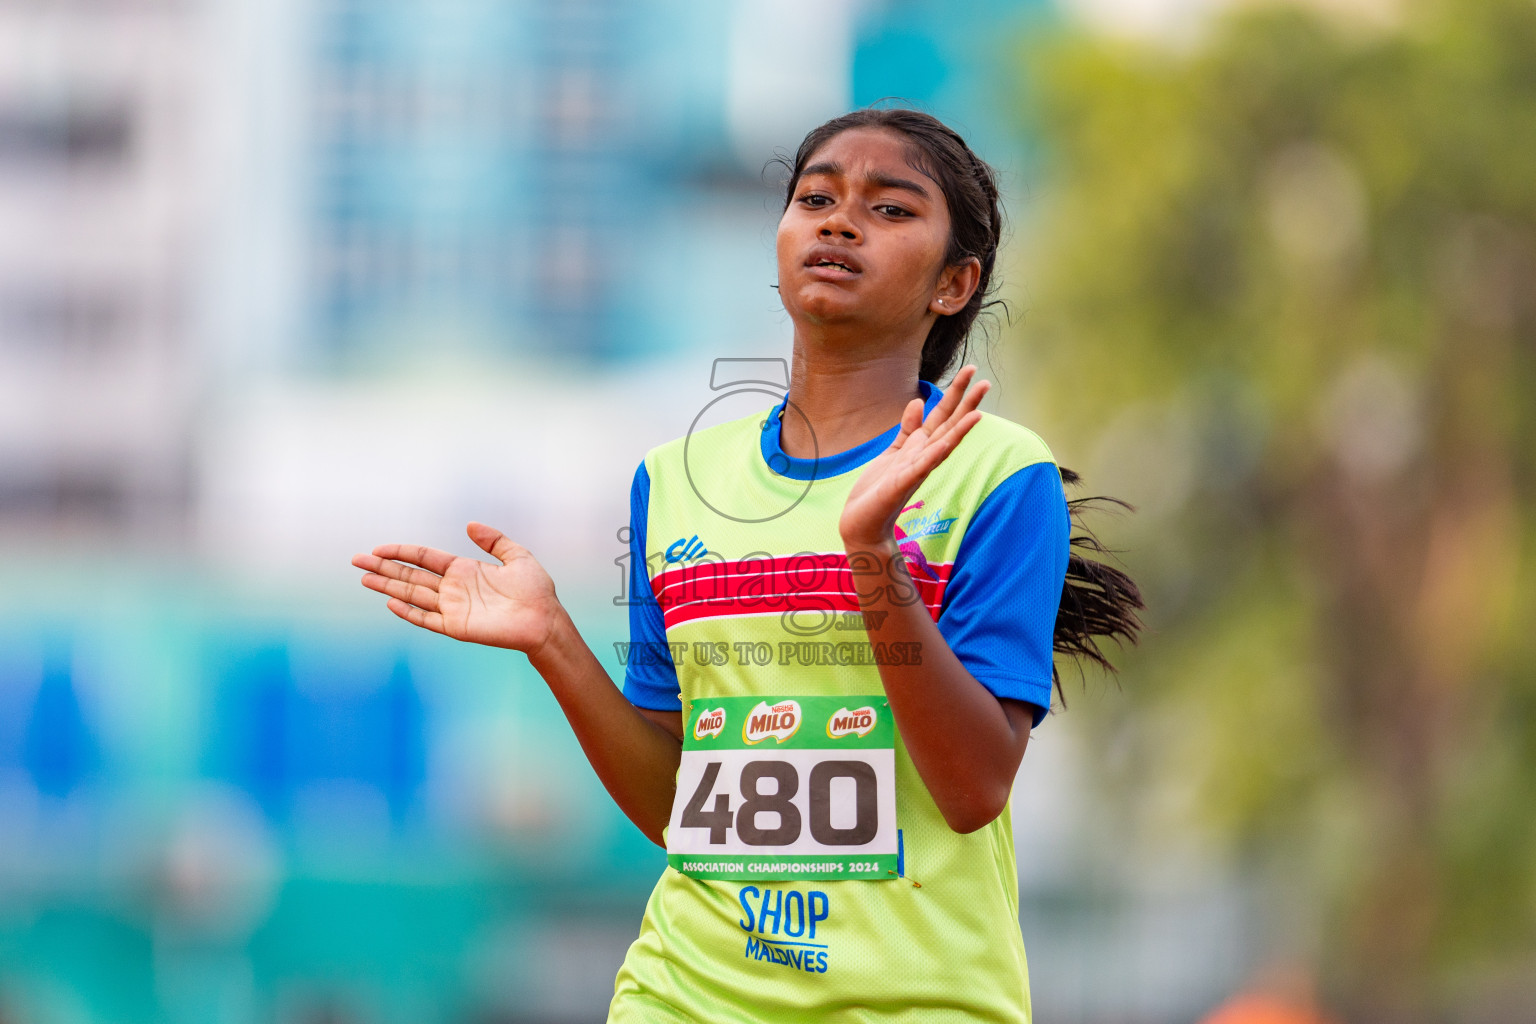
<box><xmin>798</xmin><ymin>193</ymin><xmax>832</xmax><ymax>207</ymax></box>
<box><xmin>877</xmin><ymin>204</ymin><xmax>911</xmax><ymax>217</ymax></box>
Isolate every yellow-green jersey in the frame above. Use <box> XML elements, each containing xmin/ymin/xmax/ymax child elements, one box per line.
<box><xmin>611</xmin><ymin>380</ymin><xmax>1069</xmax><ymax>1022</ymax></box>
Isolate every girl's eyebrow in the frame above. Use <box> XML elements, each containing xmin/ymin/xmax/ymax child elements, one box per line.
<box><xmin>800</xmin><ymin>160</ymin><xmax>932</xmax><ymax>201</ymax></box>
<box><xmin>868</xmin><ymin>171</ymin><xmax>931</xmax><ymax>200</ymax></box>
<box><xmin>801</xmin><ymin>160</ymin><xmax>842</xmax><ymax>179</ymax></box>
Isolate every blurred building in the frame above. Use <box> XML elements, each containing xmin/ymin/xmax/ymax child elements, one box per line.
<box><xmin>0</xmin><ymin>1</ymin><xmax>205</xmax><ymax>543</ymax></box>
<box><xmin>0</xmin><ymin>0</ymin><xmax>1046</xmax><ymax>548</ymax></box>
<box><xmin>307</xmin><ymin>0</ymin><xmax>643</xmax><ymax>363</ymax></box>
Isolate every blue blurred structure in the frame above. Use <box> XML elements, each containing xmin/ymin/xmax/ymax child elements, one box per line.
<box><xmin>209</xmin><ymin>648</ymin><xmax>424</xmax><ymax>826</ymax></box>
<box><xmin>21</xmin><ymin>647</ymin><xmax>100</xmax><ymax>800</ymax></box>
<box><xmin>301</xmin><ymin>0</ymin><xmax>1043</xmax><ymax>367</ymax></box>
<box><xmin>854</xmin><ymin>0</ymin><xmax>1041</xmax><ymax>156</ymax></box>
<box><xmin>309</xmin><ymin>0</ymin><xmax>648</xmax><ymax>361</ymax></box>
<box><xmin>0</xmin><ymin>604</ymin><xmax>667</xmax><ymax>1024</ymax></box>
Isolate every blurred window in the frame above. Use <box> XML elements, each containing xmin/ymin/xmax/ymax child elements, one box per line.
<box><xmin>0</xmin><ymin>102</ymin><xmax>133</xmax><ymax>167</ymax></box>
<box><xmin>0</xmin><ymin>287</ymin><xmax>133</xmax><ymax>355</ymax></box>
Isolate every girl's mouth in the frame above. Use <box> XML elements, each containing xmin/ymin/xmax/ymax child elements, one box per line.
<box><xmin>806</xmin><ymin>261</ymin><xmax>860</xmax><ymax>281</ymax></box>
<box><xmin>804</xmin><ymin>246</ymin><xmax>863</xmax><ymax>277</ymax></box>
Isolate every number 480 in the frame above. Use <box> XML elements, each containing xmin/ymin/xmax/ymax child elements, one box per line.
<box><xmin>679</xmin><ymin>759</ymin><xmax>878</xmax><ymax>847</ymax></box>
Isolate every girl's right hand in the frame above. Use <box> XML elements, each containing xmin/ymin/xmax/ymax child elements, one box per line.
<box><xmin>352</xmin><ymin>522</ymin><xmax>562</xmax><ymax>655</ymax></box>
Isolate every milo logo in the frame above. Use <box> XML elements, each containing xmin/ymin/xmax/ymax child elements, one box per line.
<box><xmin>693</xmin><ymin>707</ymin><xmax>726</xmax><ymax>741</ymax></box>
<box><xmin>826</xmin><ymin>706</ymin><xmax>877</xmax><ymax>739</ymax></box>
<box><xmin>743</xmin><ymin>700</ymin><xmax>801</xmax><ymax>745</ymax></box>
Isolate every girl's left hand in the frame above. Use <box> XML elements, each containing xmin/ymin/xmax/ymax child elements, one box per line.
<box><xmin>839</xmin><ymin>365</ymin><xmax>990</xmax><ymax>547</ymax></box>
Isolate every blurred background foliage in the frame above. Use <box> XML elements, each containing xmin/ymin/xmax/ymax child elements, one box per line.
<box><xmin>1016</xmin><ymin>0</ymin><xmax>1536</xmax><ymax>1017</ymax></box>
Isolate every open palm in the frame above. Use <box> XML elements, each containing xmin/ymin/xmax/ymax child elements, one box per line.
<box><xmin>352</xmin><ymin>522</ymin><xmax>561</xmax><ymax>653</ymax></box>
<box><xmin>839</xmin><ymin>365</ymin><xmax>990</xmax><ymax>546</ymax></box>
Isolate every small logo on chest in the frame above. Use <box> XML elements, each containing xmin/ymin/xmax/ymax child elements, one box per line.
<box><xmin>665</xmin><ymin>534</ymin><xmax>709</xmax><ymax>562</ymax></box>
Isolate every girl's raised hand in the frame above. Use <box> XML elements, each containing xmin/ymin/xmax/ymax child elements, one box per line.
<box><xmin>352</xmin><ymin>522</ymin><xmax>562</xmax><ymax>654</ymax></box>
<box><xmin>839</xmin><ymin>365</ymin><xmax>990</xmax><ymax>547</ymax></box>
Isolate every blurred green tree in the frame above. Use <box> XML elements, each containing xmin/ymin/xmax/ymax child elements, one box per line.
<box><xmin>1013</xmin><ymin>0</ymin><xmax>1536</xmax><ymax>1018</ymax></box>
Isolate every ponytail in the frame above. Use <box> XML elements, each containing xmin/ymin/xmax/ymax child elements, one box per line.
<box><xmin>1051</xmin><ymin>467</ymin><xmax>1145</xmax><ymax>703</ymax></box>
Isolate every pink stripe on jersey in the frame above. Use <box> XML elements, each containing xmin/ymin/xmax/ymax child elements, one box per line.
<box><xmin>650</xmin><ymin>552</ymin><xmax>952</xmax><ymax>630</ymax></box>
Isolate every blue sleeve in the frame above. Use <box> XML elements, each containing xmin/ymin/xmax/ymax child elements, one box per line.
<box><xmin>621</xmin><ymin>460</ymin><xmax>682</xmax><ymax>711</ymax></box>
<box><xmin>937</xmin><ymin>462</ymin><xmax>1069</xmax><ymax>728</ymax></box>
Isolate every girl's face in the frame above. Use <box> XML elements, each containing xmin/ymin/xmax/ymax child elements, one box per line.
<box><xmin>776</xmin><ymin>127</ymin><xmax>975</xmax><ymax>340</ymax></box>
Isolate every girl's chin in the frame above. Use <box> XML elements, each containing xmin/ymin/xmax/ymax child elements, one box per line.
<box><xmin>791</xmin><ymin>309</ymin><xmax>867</xmax><ymax>330</ymax></box>
<box><xmin>787</xmin><ymin>291</ymin><xmax>872</xmax><ymax>323</ymax></box>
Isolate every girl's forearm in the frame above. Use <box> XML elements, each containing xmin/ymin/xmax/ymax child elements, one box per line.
<box><xmin>843</xmin><ymin>536</ymin><xmax>1031</xmax><ymax>833</ymax></box>
<box><xmin>527</xmin><ymin>604</ymin><xmax>682</xmax><ymax>846</ymax></box>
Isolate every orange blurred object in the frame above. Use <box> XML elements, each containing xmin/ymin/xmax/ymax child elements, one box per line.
<box><xmin>1198</xmin><ymin>994</ymin><xmax>1339</xmax><ymax>1024</ymax></box>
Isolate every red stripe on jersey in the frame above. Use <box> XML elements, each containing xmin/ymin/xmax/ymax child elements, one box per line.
<box><xmin>650</xmin><ymin>553</ymin><xmax>952</xmax><ymax>630</ymax></box>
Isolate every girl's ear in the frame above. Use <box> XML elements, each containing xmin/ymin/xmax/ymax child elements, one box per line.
<box><xmin>930</xmin><ymin>256</ymin><xmax>982</xmax><ymax>316</ymax></box>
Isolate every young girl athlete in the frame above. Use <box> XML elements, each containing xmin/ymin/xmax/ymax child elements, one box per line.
<box><xmin>353</xmin><ymin>109</ymin><xmax>1140</xmax><ymax>1022</ymax></box>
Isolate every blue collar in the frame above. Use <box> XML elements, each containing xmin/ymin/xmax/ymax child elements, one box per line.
<box><xmin>759</xmin><ymin>380</ymin><xmax>944</xmax><ymax>481</ymax></box>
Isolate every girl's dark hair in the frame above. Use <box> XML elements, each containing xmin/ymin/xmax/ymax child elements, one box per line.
<box><xmin>785</xmin><ymin>108</ymin><xmax>1145</xmax><ymax>701</ymax></box>
<box><xmin>780</xmin><ymin>107</ymin><xmax>1003</xmax><ymax>383</ymax></box>
<box><xmin>1051</xmin><ymin>469</ymin><xmax>1144</xmax><ymax>704</ymax></box>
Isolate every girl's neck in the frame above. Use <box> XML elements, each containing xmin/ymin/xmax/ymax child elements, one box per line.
<box><xmin>778</xmin><ymin>328</ymin><xmax>926</xmax><ymax>460</ymax></box>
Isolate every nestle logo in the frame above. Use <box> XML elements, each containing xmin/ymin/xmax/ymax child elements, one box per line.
<box><xmin>693</xmin><ymin>707</ymin><xmax>726</xmax><ymax>741</ymax></box>
<box><xmin>743</xmin><ymin>700</ymin><xmax>801</xmax><ymax>745</ymax></box>
<box><xmin>826</xmin><ymin>706</ymin><xmax>876</xmax><ymax>739</ymax></box>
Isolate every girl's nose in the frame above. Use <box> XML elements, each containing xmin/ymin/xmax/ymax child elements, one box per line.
<box><xmin>819</xmin><ymin>224</ymin><xmax>858</xmax><ymax>241</ymax></box>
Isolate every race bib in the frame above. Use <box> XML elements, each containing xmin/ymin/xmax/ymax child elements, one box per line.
<box><xmin>667</xmin><ymin>695</ymin><xmax>898</xmax><ymax>881</ymax></box>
